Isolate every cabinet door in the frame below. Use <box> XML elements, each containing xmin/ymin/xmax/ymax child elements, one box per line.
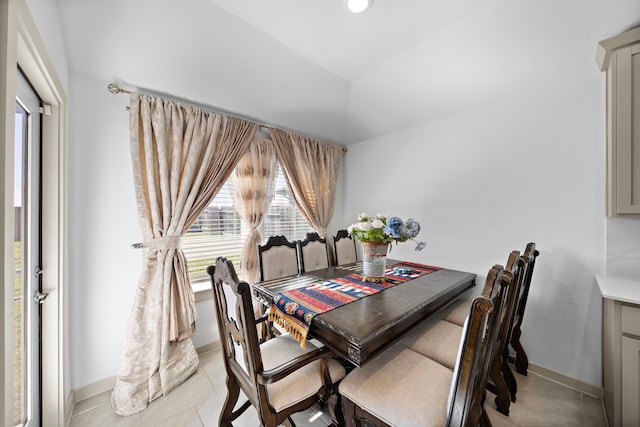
<box><xmin>621</xmin><ymin>336</ymin><xmax>640</xmax><ymax>425</ymax></box>
<box><xmin>614</xmin><ymin>45</ymin><xmax>640</xmax><ymax>214</ymax></box>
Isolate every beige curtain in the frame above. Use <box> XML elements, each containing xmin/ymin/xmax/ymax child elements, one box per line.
<box><xmin>112</xmin><ymin>94</ymin><xmax>256</xmax><ymax>416</ymax></box>
<box><xmin>230</xmin><ymin>137</ymin><xmax>277</xmax><ymax>283</ymax></box>
<box><xmin>269</xmin><ymin>128</ymin><xmax>344</xmax><ymax>239</ymax></box>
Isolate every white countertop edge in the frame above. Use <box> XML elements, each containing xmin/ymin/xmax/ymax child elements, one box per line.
<box><xmin>596</xmin><ymin>274</ymin><xmax>640</xmax><ymax>305</ymax></box>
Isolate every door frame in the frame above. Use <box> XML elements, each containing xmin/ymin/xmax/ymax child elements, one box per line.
<box><xmin>1</xmin><ymin>1</ymin><xmax>67</xmax><ymax>427</ymax></box>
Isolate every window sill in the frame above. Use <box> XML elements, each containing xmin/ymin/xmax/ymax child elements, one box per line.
<box><xmin>193</xmin><ymin>280</ymin><xmax>213</xmax><ymax>302</ymax></box>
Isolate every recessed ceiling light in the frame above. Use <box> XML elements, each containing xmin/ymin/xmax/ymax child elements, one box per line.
<box><xmin>346</xmin><ymin>0</ymin><xmax>373</xmax><ymax>14</ymax></box>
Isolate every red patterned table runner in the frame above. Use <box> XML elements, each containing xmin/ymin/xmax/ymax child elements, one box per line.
<box><xmin>269</xmin><ymin>261</ymin><xmax>441</xmax><ymax>348</ymax></box>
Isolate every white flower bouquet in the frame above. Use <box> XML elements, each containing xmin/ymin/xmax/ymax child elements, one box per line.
<box><xmin>347</xmin><ymin>213</ymin><xmax>426</xmax><ymax>251</ymax></box>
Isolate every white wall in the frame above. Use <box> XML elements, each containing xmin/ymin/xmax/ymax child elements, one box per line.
<box><xmin>67</xmin><ymin>72</ymin><xmax>139</xmax><ymax>388</ymax></box>
<box><xmin>24</xmin><ymin>0</ymin><xmax>68</xmax><ymax>89</ymax></box>
<box><xmin>344</xmin><ymin>71</ymin><xmax>607</xmax><ymax>386</ymax></box>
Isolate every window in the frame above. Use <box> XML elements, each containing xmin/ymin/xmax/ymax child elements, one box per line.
<box><xmin>183</xmin><ymin>163</ymin><xmax>313</xmax><ymax>282</ymax></box>
<box><xmin>264</xmin><ymin>169</ymin><xmax>314</xmax><ymax>243</ymax></box>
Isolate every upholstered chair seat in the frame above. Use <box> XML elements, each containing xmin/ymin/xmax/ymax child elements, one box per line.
<box><xmin>260</xmin><ymin>335</ymin><xmax>346</xmax><ymax>412</ymax></box>
<box><xmin>339</xmin><ymin>345</ymin><xmax>453</xmax><ymax>427</ymax></box>
<box><xmin>398</xmin><ymin>317</ymin><xmax>463</xmax><ymax>370</ymax></box>
<box><xmin>439</xmin><ymin>299</ymin><xmax>471</xmax><ymax>327</ymax></box>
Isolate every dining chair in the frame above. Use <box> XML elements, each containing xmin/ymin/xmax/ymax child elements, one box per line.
<box><xmin>484</xmin><ymin>244</ymin><xmax>539</xmax><ymax>410</ymax></box>
<box><xmin>398</xmin><ymin>251</ymin><xmax>521</xmax><ymax>416</ymax></box>
<box><xmin>402</xmin><ymin>251</ymin><xmax>522</xmax><ymax>415</ymax></box>
<box><xmin>339</xmin><ymin>264</ymin><xmax>513</xmax><ymax>427</ymax></box>
<box><xmin>332</xmin><ymin>229</ymin><xmax>357</xmax><ymax>265</ymax></box>
<box><xmin>298</xmin><ymin>232</ymin><xmax>330</xmax><ymax>273</ymax></box>
<box><xmin>256</xmin><ymin>235</ymin><xmax>300</xmax><ymax>282</ymax></box>
<box><xmin>207</xmin><ymin>258</ymin><xmax>346</xmax><ymax>427</ymax></box>
<box><xmin>441</xmin><ymin>243</ymin><xmax>538</xmax><ymax>330</ymax></box>
<box><xmin>412</xmin><ymin>247</ymin><xmax>529</xmax><ymax>415</ymax></box>
<box><xmin>440</xmin><ymin>243</ymin><xmax>539</xmax><ymax>406</ymax></box>
<box><xmin>485</xmin><ymin>251</ymin><xmax>526</xmax><ymax>415</ymax></box>
<box><xmin>509</xmin><ymin>242</ymin><xmax>539</xmax><ymax>376</ymax></box>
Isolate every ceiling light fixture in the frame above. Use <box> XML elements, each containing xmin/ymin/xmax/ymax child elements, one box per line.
<box><xmin>346</xmin><ymin>0</ymin><xmax>373</xmax><ymax>14</ymax></box>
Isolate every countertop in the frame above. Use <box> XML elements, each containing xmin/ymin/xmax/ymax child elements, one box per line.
<box><xmin>596</xmin><ymin>274</ymin><xmax>640</xmax><ymax>305</ymax></box>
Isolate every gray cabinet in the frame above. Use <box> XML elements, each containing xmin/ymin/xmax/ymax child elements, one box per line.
<box><xmin>597</xmin><ymin>27</ymin><xmax>640</xmax><ymax>216</ymax></box>
<box><xmin>603</xmin><ymin>299</ymin><xmax>640</xmax><ymax>426</ymax></box>
<box><xmin>621</xmin><ymin>336</ymin><xmax>640</xmax><ymax>425</ymax></box>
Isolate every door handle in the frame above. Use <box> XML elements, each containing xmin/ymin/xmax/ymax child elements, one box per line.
<box><xmin>34</xmin><ymin>290</ymin><xmax>49</xmax><ymax>304</ymax></box>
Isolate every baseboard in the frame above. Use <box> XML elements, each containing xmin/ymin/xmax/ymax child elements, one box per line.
<box><xmin>66</xmin><ymin>341</ymin><xmax>223</xmax><ymax>422</ymax></box>
<box><xmin>72</xmin><ymin>375</ymin><xmax>116</xmax><ymax>403</ymax></box>
<box><xmin>526</xmin><ymin>362</ymin><xmax>603</xmax><ymax>399</ymax></box>
<box><xmin>195</xmin><ymin>340</ymin><xmax>221</xmax><ymax>355</ymax></box>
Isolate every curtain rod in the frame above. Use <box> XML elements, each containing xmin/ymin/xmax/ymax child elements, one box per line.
<box><xmin>107</xmin><ymin>82</ymin><xmax>347</xmax><ymax>152</ymax></box>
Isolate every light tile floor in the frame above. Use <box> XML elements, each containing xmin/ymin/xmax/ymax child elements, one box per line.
<box><xmin>69</xmin><ymin>348</ymin><xmax>607</xmax><ymax>426</ymax></box>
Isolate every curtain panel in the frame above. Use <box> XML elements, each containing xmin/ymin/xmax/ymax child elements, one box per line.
<box><xmin>269</xmin><ymin>128</ymin><xmax>344</xmax><ymax>240</ymax></box>
<box><xmin>230</xmin><ymin>137</ymin><xmax>277</xmax><ymax>283</ymax></box>
<box><xmin>111</xmin><ymin>94</ymin><xmax>257</xmax><ymax>416</ymax></box>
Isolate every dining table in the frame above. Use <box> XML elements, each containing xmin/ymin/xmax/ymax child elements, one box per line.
<box><xmin>252</xmin><ymin>260</ymin><xmax>477</xmax><ymax>366</ymax></box>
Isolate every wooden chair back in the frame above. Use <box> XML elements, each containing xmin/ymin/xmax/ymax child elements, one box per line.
<box><xmin>485</xmin><ymin>250</ymin><xmax>524</xmax><ymax>414</ymax></box>
<box><xmin>333</xmin><ymin>229</ymin><xmax>357</xmax><ymax>265</ymax></box>
<box><xmin>298</xmin><ymin>232</ymin><xmax>330</xmax><ymax>273</ymax></box>
<box><xmin>256</xmin><ymin>235</ymin><xmax>300</xmax><ymax>282</ymax></box>
<box><xmin>208</xmin><ymin>258</ymin><xmax>267</xmax><ymax>419</ymax></box>
<box><xmin>448</xmin><ymin>263</ymin><xmax>514</xmax><ymax>426</ymax></box>
<box><xmin>497</xmin><ymin>251</ymin><xmax>523</xmax><ymax>349</ymax></box>
<box><xmin>510</xmin><ymin>242</ymin><xmax>539</xmax><ymax>375</ymax></box>
<box><xmin>208</xmin><ymin>257</ymin><xmax>345</xmax><ymax>426</ymax></box>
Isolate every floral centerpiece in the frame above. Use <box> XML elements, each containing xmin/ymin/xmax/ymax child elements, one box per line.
<box><xmin>347</xmin><ymin>213</ymin><xmax>426</xmax><ymax>282</ymax></box>
<box><xmin>347</xmin><ymin>213</ymin><xmax>426</xmax><ymax>251</ymax></box>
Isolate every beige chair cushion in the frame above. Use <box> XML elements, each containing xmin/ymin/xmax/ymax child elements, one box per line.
<box><xmin>398</xmin><ymin>317</ymin><xmax>463</xmax><ymax>370</ymax></box>
<box><xmin>261</xmin><ymin>245</ymin><xmax>299</xmax><ymax>281</ymax></box>
<box><xmin>261</xmin><ymin>334</ymin><xmax>346</xmax><ymax>412</ymax></box>
<box><xmin>439</xmin><ymin>299</ymin><xmax>471</xmax><ymax>327</ymax></box>
<box><xmin>339</xmin><ymin>345</ymin><xmax>453</xmax><ymax>427</ymax></box>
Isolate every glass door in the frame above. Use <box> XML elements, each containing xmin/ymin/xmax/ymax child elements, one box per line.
<box><xmin>14</xmin><ymin>69</ymin><xmax>43</xmax><ymax>427</ymax></box>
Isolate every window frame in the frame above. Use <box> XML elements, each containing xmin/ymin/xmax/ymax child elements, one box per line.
<box><xmin>184</xmin><ymin>161</ymin><xmax>313</xmax><ymax>285</ymax></box>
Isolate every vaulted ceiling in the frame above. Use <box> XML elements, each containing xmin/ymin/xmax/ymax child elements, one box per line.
<box><xmin>56</xmin><ymin>0</ymin><xmax>639</xmax><ymax>144</ymax></box>
<box><xmin>206</xmin><ymin>0</ymin><xmax>486</xmax><ymax>82</ymax></box>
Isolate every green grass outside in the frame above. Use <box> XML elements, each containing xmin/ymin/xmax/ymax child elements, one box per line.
<box><xmin>14</xmin><ymin>241</ymin><xmax>24</xmax><ymax>425</ymax></box>
<box><xmin>182</xmin><ymin>232</ymin><xmax>243</xmax><ymax>282</ymax></box>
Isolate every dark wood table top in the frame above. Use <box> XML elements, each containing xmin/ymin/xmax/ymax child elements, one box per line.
<box><xmin>252</xmin><ymin>260</ymin><xmax>476</xmax><ymax>366</ymax></box>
